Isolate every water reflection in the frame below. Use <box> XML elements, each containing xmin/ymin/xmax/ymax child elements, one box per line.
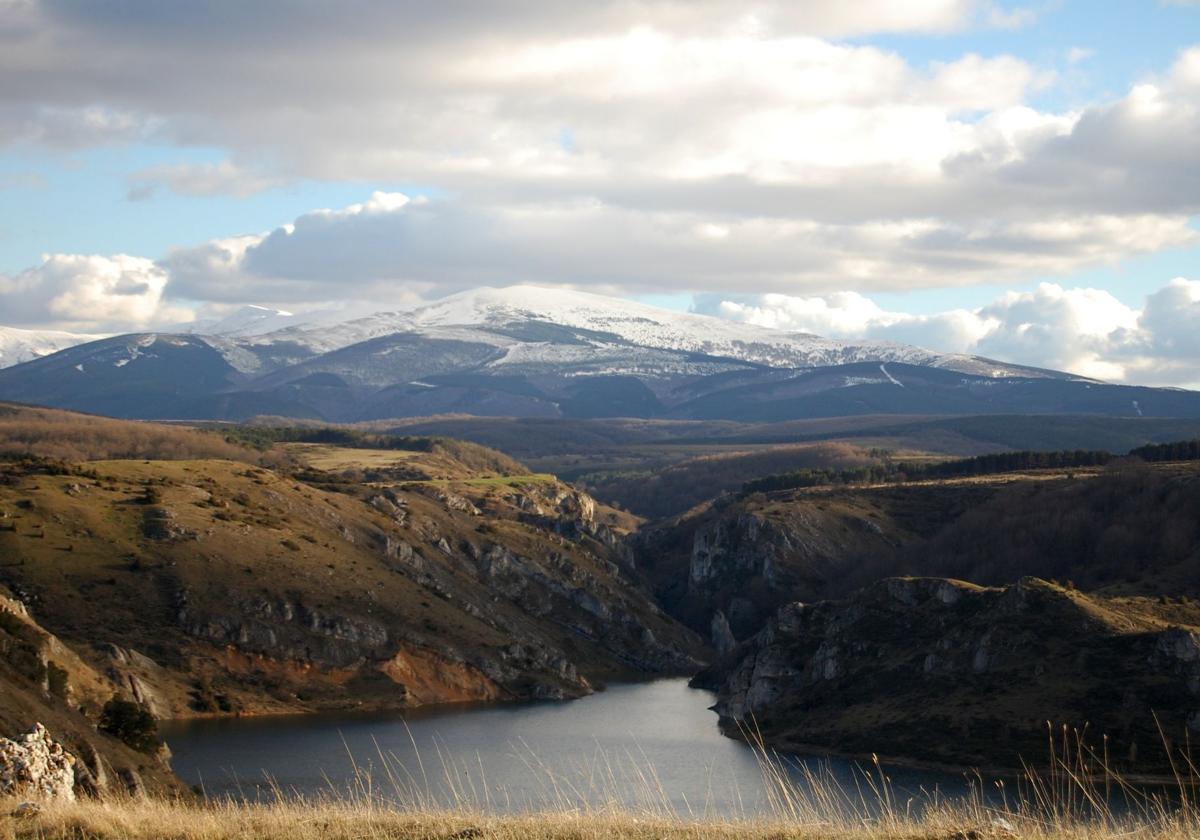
<box><xmin>161</xmin><ymin>678</ymin><xmax>972</xmax><ymax>817</ymax></box>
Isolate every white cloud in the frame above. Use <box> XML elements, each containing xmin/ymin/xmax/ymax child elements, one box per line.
<box><xmin>147</xmin><ymin>192</ymin><xmax>1195</xmax><ymax>309</ymax></box>
<box><xmin>0</xmin><ymin>5</ymin><xmax>1197</xmax><ymax>303</ymax></box>
<box><xmin>0</xmin><ymin>2</ymin><xmax>1197</xmax><ymax>390</ymax></box>
<box><xmin>0</xmin><ymin>254</ymin><xmax>190</xmax><ymax>331</ymax></box>
<box><xmin>705</xmin><ymin>279</ymin><xmax>1200</xmax><ymax>387</ymax></box>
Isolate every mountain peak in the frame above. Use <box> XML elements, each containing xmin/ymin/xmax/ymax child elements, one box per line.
<box><xmin>407</xmin><ymin>284</ymin><xmax>671</xmax><ymax>327</ymax></box>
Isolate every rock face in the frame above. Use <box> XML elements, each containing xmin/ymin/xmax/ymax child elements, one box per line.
<box><xmin>1</xmin><ymin>456</ymin><xmax>705</xmax><ymax>722</ymax></box>
<box><xmin>635</xmin><ymin>487</ymin><xmax>932</xmax><ymax>645</ymax></box>
<box><xmin>0</xmin><ymin>724</ymin><xmax>76</xmax><ymax>801</ymax></box>
<box><xmin>710</xmin><ymin>577</ymin><xmax>1200</xmax><ymax>775</ymax></box>
<box><xmin>0</xmin><ymin>585</ymin><xmax>183</xmax><ymax>799</ymax></box>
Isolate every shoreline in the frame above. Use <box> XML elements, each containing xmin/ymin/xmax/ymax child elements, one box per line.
<box><xmin>718</xmin><ymin>725</ymin><xmax>1192</xmax><ymax>787</ymax></box>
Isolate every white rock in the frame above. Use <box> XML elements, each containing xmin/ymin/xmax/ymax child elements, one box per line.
<box><xmin>0</xmin><ymin>723</ymin><xmax>77</xmax><ymax>801</ymax></box>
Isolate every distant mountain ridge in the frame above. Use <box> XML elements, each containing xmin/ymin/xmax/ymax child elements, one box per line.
<box><xmin>2</xmin><ymin>284</ymin><xmax>1197</xmax><ymax>422</ymax></box>
<box><xmin>0</xmin><ymin>325</ymin><xmax>104</xmax><ymax>367</ymax></box>
<box><xmin>227</xmin><ymin>285</ymin><xmax>1061</xmax><ymax>378</ymax></box>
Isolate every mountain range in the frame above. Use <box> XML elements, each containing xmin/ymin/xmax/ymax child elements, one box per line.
<box><xmin>2</xmin><ymin>284</ymin><xmax>1198</xmax><ymax>421</ymax></box>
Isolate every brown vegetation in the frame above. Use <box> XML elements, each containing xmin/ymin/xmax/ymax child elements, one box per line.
<box><xmin>883</xmin><ymin>462</ymin><xmax>1200</xmax><ymax>596</ymax></box>
<box><xmin>583</xmin><ymin>443</ymin><xmax>877</xmax><ymax>518</ymax></box>
<box><xmin>3</xmin><ymin>743</ymin><xmax>1199</xmax><ymax>840</ymax></box>
<box><xmin>0</xmin><ymin>403</ymin><xmax>256</xmax><ymax>464</ymax></box>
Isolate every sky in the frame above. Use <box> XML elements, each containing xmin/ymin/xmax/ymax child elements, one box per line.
<box><xmin>0</xmin><ymin>0</ymin><xmax>1198</xmax><ymax>386</ymax></box>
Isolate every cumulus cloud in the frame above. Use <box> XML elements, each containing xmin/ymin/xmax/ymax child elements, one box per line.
<box><xmin>155</xmin><ymin>191</ymin><xmax>1195</xmax><ymax>307</ymax></box>
<box><xmin>0</xmin><ymin>3</ymin><xmax>1197</xmax><ymax>299</ymax></box>
<box><xmin>0</xmin><ymin>1</ymin><xmax>1197</xmax><ymax>393</ymax></box>
<box><xmin>706</xmin><ymin>280</ymin><xmax>1200</xmax><ymax>387</ymax></box>
<box><xmin>0</xmin><ymin>254</ymin><xmax>190</xmax><ymax>331</ymax></box>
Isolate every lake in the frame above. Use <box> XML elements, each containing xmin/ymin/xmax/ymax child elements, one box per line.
<box><xmin>161</xmin><ymin>678</ymin><xmax>973</xmax><ymax>818</ymax></box>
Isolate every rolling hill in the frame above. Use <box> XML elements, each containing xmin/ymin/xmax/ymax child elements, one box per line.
<box><xmin>0</xmin><ymin>404</ymin><xmax>705</xmax><ymax>794</ymax></box>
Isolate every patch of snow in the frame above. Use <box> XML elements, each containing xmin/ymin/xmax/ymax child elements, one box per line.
<box><xmin>879</xmin><ymin>363</ymin><xmax>904</xmax><ymax>387</ymax></box>
<box><xmin>0</xmin><ymin>326</ymin><xmax>104</xmax><ymax>369</ymax></box>
<box><xmin>113</xmin><ymin>334</ymin><xmax>159</xmax><ymax>367</ymax></box>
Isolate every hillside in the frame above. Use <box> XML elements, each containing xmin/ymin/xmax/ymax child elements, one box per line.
<box><xmin>376</xmin><ymin>414</ymin><xmax>1200</xmax><ymax>487</ymax></box>
<box><xmin>578</xmin><ymin>442</ymin><xmax>880</xmax><ymax>519</ymax></box>
<box><xmin>0</xmin><ymin>406</ymin><xmax>704</xmax><ymax>786</ymax></box>
<box><xmin>636</xmin><ymin>461</ymin><xmax>1200</xmax><ymax>647</ymax></box>
<box><xmin>0</xmin><ymin>585</ymin><xmax>184</xmax><ymax>797</ymax></box>
<box><xmin>707</xmin><ymin>576</ymin><xmax>1200</xmax><ymax>777</ymax></box>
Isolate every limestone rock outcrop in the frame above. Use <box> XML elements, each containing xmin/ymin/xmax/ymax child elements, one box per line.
<box><xmin>0</xmin><ymin>724</ymin><xmax>76</xmax><ymax>801</ymax></box>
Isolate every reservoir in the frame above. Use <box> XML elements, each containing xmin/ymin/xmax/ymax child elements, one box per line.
<box><xmin>162</xmin><ymin>678</ymin><xmax>972</xmax><ymax>818</ymax></box>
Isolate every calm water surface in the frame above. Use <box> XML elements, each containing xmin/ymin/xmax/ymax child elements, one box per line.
<box><xmin>161</xmin><ymin>679</ymin><xmax>971</xmax><ymax>817</ymax></box>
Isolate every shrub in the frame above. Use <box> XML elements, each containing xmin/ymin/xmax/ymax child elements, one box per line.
<box><xmin>99</xmin><ymin>698</ymin><xmax>159</xmax><ymax>753</ymax></box>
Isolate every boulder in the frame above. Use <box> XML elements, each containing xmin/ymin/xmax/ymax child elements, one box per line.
<box><xmin>0</xmin><ymin>723</ymin><xmax>77</xmax><ymax>801</ymax></box>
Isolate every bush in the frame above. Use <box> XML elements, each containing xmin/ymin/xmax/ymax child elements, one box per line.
<box><xmin>99</xmin><ymin>698</ymin><xmax>159</xmax><ymax>753</ymax></box>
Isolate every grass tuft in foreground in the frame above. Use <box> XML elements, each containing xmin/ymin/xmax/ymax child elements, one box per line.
<box><xmin>4</xmin><ymin>727</ymin><xmax>1198</xmax><ymax>840</ymax></box>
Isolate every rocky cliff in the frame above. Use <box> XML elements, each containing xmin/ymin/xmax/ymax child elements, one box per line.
<box><xmin>636</xmin><ymin>464</ymin><xmax>1200</xmax><ymax>652</ymax></box>
<box><xmin>635</xmin><ymin>481</ymin><xmax>999</xmax><ymax>648</ymax></box>
<box><xmin>707</xmin><ymin>576</ymin><xmax>1200</xmax><ymax>775</ymax></box>
<box><xmin>0</xmin><ymin>448</ymin><xmax>704</xmax><ymax>728</ymax></box>
<box><xmin>0</xmin><ymin>588</ymin><xmax>182</xmax><ymax>797</ymax></box>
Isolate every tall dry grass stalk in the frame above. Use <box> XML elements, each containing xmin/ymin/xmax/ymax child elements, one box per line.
<box><xmin>4</xmin><ymin>722</ymin><xmax>1197</xmax><ymax>839</ymax></box>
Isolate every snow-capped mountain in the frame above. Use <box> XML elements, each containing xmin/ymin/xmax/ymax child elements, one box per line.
<box><xmin>0</xmin><ymin>326</ymin><xmax>104</xmax><ymax>369</ymax></box>
<box><xmin>240</xmin><ymin>285</ymin><xmax>1051</xmax><ymax>379</ymax></box>
<box><xmin>4</xmin><ymin>284</ymin><xmax>1197</xmax><ymax>422</ymax></box>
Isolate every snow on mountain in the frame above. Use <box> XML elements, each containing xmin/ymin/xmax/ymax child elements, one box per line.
<box><xmin>180</xmin><ymin>305</ymin><xmax>304</xmax><ymax>337</ymax></box>
<box><xmin>0</xmin><ymin>326</ymin><xmax>104</xmax><ymax>369</ymax></box>
<box><xmin>410</xmin><ymin>286</ymin><xmax>1081</xmax><ymax>378</ymax></box>
<box><xmin>210</xmin><ymin>285</ymin><xmax>1063</xmax><ymax>380</ymax></box>
<box><xmin>401</xmin><ymin>285</ymin><xmax>922</xmax><ymax>368</ymax></box>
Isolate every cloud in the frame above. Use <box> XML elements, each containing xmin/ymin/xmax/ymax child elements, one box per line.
<box><xmin>0</xmin><ymin>104</ymin><xmax>155</xmax><ymax>148</ymax></box>
<box><xmin>126</xmin><ymin>160</ymin><xmax>287</xmax><ymax>200</ymax></box>
<box><xmin>0</xmin><ymin>253</ymin><xmax>190</xmax><ymax>331</ymax></box>
<box><xmin>1</xmin><ymin>5</ymin><xmax>1198</xmax><ymax>301</ymax></box>
<box><xmin>155</xmin><ymin>189</ymin><xmax>1193</xmax><ymax>306</ymax></box>
<box><xmin>1</xmin><ymin>2</ymin><xmax>1198</xmax><ymax>389</ymax></box>
<box><xmin>705</xmin><ymin>280</ymin><xmax>1200</xmax><ymax>387</ymax></box>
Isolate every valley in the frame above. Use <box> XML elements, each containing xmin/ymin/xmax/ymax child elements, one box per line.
<box><xmin>0</xmin><ymin>405</ymin><xmax>702</xmax><ymax>796</ymax></box>
<box><xmin>2</xmin><ymin>400</ymin><xmax>1199</xmax><ymax>800</ymax></box>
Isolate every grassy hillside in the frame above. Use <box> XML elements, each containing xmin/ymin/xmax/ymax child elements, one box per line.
<box><xmin>0</xmin><ymin>405</ymin><xmax>702</xmax><ymax>781</ymax></box>
<box><xmin>0</xmin><ymin>402</ymin><xmax>258</xmax><ymax>463</ymax></box>
<box><xmin>368</xmin><ymin>414</ymin><xmax>1200</xmax><ymax>488</ymax></box>
<box><xmin>578</xmin><ymin>442</ymin><xmax>881</xmax><ymax>519</ymax></box>
<box><xmin>637</xmin><ymin>461</ymin><xmax>1200</xmax><ymax>642</ymax></box>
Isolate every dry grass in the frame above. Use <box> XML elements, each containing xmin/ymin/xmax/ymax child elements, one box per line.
<box><xmin>285</xmin><ymin>443</ymin><xmax>421</xmax><ymax>471</ymax></box>
<box><xmin>5</xmin><ymin>731</ymin><xmax>1198</xmax><ymax>840</ymax></box>
<box><xmin>0</xmin><ymin>404</ymin><xmax>256</xmax><ymax>464</ymax></box>
<box><xmin>2</xmin><ymin>781</ymin><xmax>1195</xmax><ymax>840</ymax></box>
